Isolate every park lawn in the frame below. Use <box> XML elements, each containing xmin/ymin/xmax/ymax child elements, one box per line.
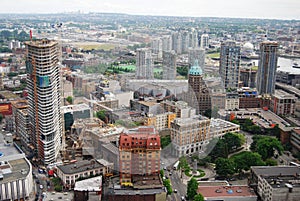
<box><xmin>118</xmin><ymin>65</ymin><xmax>136</xmax><ymax>71</ymax></box>
<box><xmin>208</xmin><ymin>52</ymin><xmax>220</xmax><ymax>58</ymax></box>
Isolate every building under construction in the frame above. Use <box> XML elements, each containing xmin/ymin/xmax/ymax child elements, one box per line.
<box><xmin>25</xmin><ymin>39</ymin><xmax>63</xmax><ymax>165</ymax></box>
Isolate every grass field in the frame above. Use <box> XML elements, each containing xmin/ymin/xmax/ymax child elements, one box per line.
<box><xmin>207</xmin><ymin>52</ymin><xmax>220</xmax><ymax>58</ymax></box>
<box><xmin>118</xmin><ymin>65</ymin><xmax>136</xmax><ymax>71</ymax></box>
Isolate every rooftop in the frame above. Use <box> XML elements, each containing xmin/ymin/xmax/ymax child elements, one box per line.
<box><xmin>74</xmin><ymin>176</ymin><xmax>102</xmax><ymax>191</ymax></box>
<box><xmin>251</xmin><ymin>166</ymin><xmax>300</xmax><ymax>177</ymax></box>
<box><xmin>198</xmin><ymin>185</ymin><xmax>257</xmax><ymax>198</ymax></box>
<box><xmin>57</xmin><ymin>159</ymin><xmax>104</xmax><ymax>175</ymax></box>
<box><xmin>273</xmin><ymin>89</ymin><xmax>297</xmax><ymax>99</ymax></box>
<box><xmin>25</xmin><ymin>39</ymin><xmax>58</xmax><ymax>48</ymax></box>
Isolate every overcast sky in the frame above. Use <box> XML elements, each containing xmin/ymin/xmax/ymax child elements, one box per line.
<box><xmin>1</xmin><ymin>0</ymin><xmax>299</xmax><ymax>20</ymax></box>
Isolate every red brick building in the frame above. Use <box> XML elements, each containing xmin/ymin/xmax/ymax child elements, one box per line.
<box><xmin>119</xmin><ymin>127</ymin><xmax>161</xmax><ymax>185</ymax></box>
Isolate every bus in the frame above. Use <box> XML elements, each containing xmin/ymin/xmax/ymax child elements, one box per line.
<box><xmin>173</xmin><ymin>161</ymin><xmax>180</xmax><ymax>170</ymax></box>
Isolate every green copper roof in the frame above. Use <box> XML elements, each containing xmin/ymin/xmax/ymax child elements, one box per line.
<box><xmin>189</xmin><ymin>60</ymin><xmax>203</xmax><ymax>75</ymax></box>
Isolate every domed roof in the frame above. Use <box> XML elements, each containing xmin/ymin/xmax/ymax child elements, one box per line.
<box><xmin>189</xmin><ymin>60</ymin><xmax>203</xmax><ymax>76</ymax></box>
<box><xmin>243</xmin><ymin>42</ymin><xmax>254</xmax><ymax>50</ymax></box>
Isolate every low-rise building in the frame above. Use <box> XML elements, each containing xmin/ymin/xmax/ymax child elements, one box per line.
<box><xmin>270</xmin><ymin>90</ymin><xmax>296</xmax><ymax>115</ymax></box>
<box><xmin>290</xmin><ymin>128</ymin><xmax>300</xmax><ymax>153</ymax></box>
<box><xmin>0</xmin><ymin>134</ymin><xmax>33</xmax><ymax>201</ymax></box>
<box><xmin>249</xmin><ymin>166</ymin><xmax>300</xmax><ymax>201</ymax></box>
<box><xmin>225</xmin><ymin>92</ymin><xmax>239</xmax><ymax>111</ymax></box>
<box><xmin>74</xmin><ymin>176</ymin><xmax>102</xmax><ymax>201</ymax></box>
<box><xmin>161</xmin><ymin>100</ymin><xmax>196</xmax><ymax>118</ymax></box>
<box><xmin>198</xmin><ymin>185</ymin><xmax>257</xmax><ymax>201</ymax></box>
<box><xmin>144</xmin><ymin>112</ymin><xmax>176</xmax><ymax>131</ymax></box>
<box><xmin>237</xmin><ymin>87</ymin><xmax>260</xmax><ymax>109</ymax></box>
<box><xmin>56</xmin><ymin>159</ymin><xmax>109</xmax><ymax>189</ymax></box>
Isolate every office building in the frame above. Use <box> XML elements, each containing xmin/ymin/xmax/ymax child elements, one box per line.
<box><xmin>290</xmin><ymin>128</ymin><xmax>300</xmax><ymax>152</ymax></box>
<box><xmin>25</xmin><ymin>39</ymin><xmax>63</xmax><ymax>165</ymax></box>
<box><xmin>249</xmin><ymin>166</ymin><xmax>300</xmax><ymax>201</ymax></box>
<box><xmin>219</xmin><ymin>41</ymin><xmax>241</xmax><ymax>90</ymax></box>
<box><xmin>162</xmin><ymin>50</ymin><xmax>177</xmax><ymax>80</ymax></box>
<box><xmin>119</xmin><ymin>127</ymin><xmax>160</xmax><ymax>185</ymax></box>
<box><xmin>161</xmin><ymin>100</ymin><xmax>196</xmax><ymax>118</ymax></box>
<box><xmin>257</xmin><ymin>41</ymin><xmax>278</xmax><ymax>95</ymax></box>
<box><xmin>187</xmin><ymin>60</ymin><xmax>211</xmax><ymax>114</ymax></box>
<box><xmin>171</xmin><ymin>116</ymin><xmax>240</xmax><ymax>157</ymax></box>
<box><xmin>135</xmin><ymin>48</ymin><xmax>154</xmax><ymax>79</ymax></box>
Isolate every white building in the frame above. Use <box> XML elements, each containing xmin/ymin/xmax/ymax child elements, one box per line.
<box><xmin>135</xmin><ymin>48</ymin><xmax>154</xmax><ymax>79</ymax></box>
<box><xmin>25</xmin><ymin>39</ymin><xmax>63</xmax><ymax>165</ymax></box>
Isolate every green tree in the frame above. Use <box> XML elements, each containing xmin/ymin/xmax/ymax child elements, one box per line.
<box><xmin>0</xmin><ymin>114</ymin><xmax>3</xmax><ymax>123</ymax></box>
<box><xmin>223</xmin><ymin>132</ymin><xmax>244</xmax><ymax>152</ymax></box>
<box><xmin>161</xmin><ymin>135</ymin><xmax>171</xmax><ymax>149</ymax></box>
<box><xmin>187</xmin><ymin>178</ymin><xmax>199</xmax><ymax>200</ymax></box>
<box><xmin>194</xmin><ymin>193</ymin><xmax>205</xmax><ymax>201</ymax></box>
<box><xmin>66</xmin><ymin>96</ymin><xmax>73</xmax><ymax>104</ymax></box>
<box><xmin>96</xmin><ymin>110</ymin><xmax>107</xmax><ymax>122</ymax></box>
<box><xmin>215</xmin><ymin>158</ymin><xmax>235</xmax><ymax>178</ymax></box>
<box><xmin>210</xmin><ymin>140</ymin><xmax>228</xmax><ymax>160</ymax></box>
<box><xmin>163</xmin><ymin>179</ymin><xmax>172</xmax><ymax>195</ymax></box>
<box><xmin>231</xmin><ymin>151</ymin><xmax>265</xmax><ymax>173</ymax></box>
<box><xmin>251</xmin><ymin>136</ymin><xmax>284</xmax><ymax>160</ymax></box>
<box><xmin>265</xmin><ymin>158</ymin><xmax>278</xmax><ymax>166</ymax></box>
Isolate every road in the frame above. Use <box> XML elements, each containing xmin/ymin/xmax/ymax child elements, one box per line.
<box><xmin>165</xmin><ymin>168</ymin><xmax>186</xmax><ymax>201</ymax></box>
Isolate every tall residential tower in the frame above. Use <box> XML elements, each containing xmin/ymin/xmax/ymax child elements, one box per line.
<box><xmin>219</xmin><ymin>41</ymin><xmax>241</xmax><ymax>91</ymax></box>
<box><xmin>135</xmin><ymin>48</ymin><xmax>154</xmax><ymax>79</ymax></box>
<box><xmin>257</xmin><ymin>41</ymin><xmax>278</xmax><ymax>95</ymax></box>
<box><xmin>25</xmin><ymin>39</ymin><xmax>62</xmax><ymax>165</ymax></box>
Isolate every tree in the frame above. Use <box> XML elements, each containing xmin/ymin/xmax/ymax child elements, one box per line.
<box><xmin>0</xmin><ymin>114</ymin><xmax>3</xmax><ymax>123</ymax></box>
<box><xmin>231</xmin><ymin>151</ymin><xmax>265</xmax><ymax>173</ymax></box>
<box><xmin>215</xmin><ymin>158</ymin><xmax>235</xmax><ymax>178</ymax></box>
<box><xmin>265</xmin><ymin>158</ymin><xmax>278</xmax><ymax>166</ymax></box>
<box><xmin>251</xmin><ymin>136</ymin><xmax>284</xmax><ymax>160</ymax></box>
<box><xmin>66</xmin><ymin>96</ymin><xmax>73</xmax><ymax>104</ymax></box>
<box><xmin>223</xmin><ymin>132</ymin><xmax>244</xmax><ymax>152</ymax></box>
<box><xmin>96</xmin><ymin>110</ymin><xmax>107</xmax><ymax>122</ymax></box>
<box><xmin>187</xmin><ymin>178</ymin><xmax>199</xmax><ymax>200</ymax></box>
<box><xmin>194</xmin><ymin>193</ymin><xmax>205</xmax><ymax>201</ymax></box>
<box><xmin>163</xmin><ymin>179</ymin><xmax>172</xmax><ymax>195</ymax></box>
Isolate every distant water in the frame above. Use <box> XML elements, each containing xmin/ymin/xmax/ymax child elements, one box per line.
<box><xmin>249</xmin><ymin>57</ymin><xmax>300</xmax><ymax>74</ymax></box>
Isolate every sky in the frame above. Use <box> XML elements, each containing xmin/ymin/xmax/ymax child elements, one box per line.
<box><xmin>0</xmin><ymin>0</ymin><xmax>300</xmax><ymax>20</ymax></box>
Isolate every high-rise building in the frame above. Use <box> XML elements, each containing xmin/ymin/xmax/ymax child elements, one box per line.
<box><xmin>187</xmin><ymin>60</ymin><xmax>211</xmax><ymax>114</ymax></box>
<box><xmin>135</xmin><ymin>48</ymin><xmax>154</xmax><ymax>79</ymax></box>
<box><xmin>200</xmin><ymin>34</ymin><xmax>209</xmax><ymax>49</ymax></box>
<box><xmin>162</xmin><ymin>50</ymin><xmax>177</xmax><ymax>80</ymax></box>
<box><xmin>161</xmin><ymin>36</ymin><xmax>172</xmax><ymax>52</ymax></box>
<box><xmin>119</xmin><ymin>127</ymin><xmax>160</xmax><ymax>184</ymax></box>
<box><xmin>188</xmin><ymin>48</ymin><xmax>205</xmax><ymax>67</ymax></box>
<box><xmin>25</xmin><ymin>39</ymin><xmax>62</xmax><ymax>165</ymax></box>
<box><xmin>151</xmin><ymin>38</ymin><xmax>162</xmax><ymax>59</ymax></box>
<box><xmin>257</xmin><ymin>41</ymin><xmax>278</xmax><ymax>95</ymax></box>
<box><xmin>219</xmin><ymin>41</ymin><xmax>241</xmax><ymax>90</ymax></box>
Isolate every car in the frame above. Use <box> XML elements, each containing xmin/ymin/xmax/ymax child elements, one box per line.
<box><xmin>39</xmin><ymin>185</ymin><xmax>43</xmax><ymax>189</ymax></box>
<box><xmin>163</xmin><ymin>167</ymin><xmax>167</xmax><ymax>170</ymax></box>
<box><xmin>181</xmin><ymin>196</ymin><xmax>185</xmax><ymax>201</ymax></box>
<box><xmin>169</xmin><ymin>172</ymin><xmax>172</xmax><ymax>176</ymax></box>
<box><xmin>174</xmin><ymin>189</ymin><xmax>177</xmax><ymax>193</ymax></box>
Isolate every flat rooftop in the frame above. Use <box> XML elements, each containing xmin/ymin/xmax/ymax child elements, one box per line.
<box><xmin>274</xmin><ymin>89</ymin><xmax>296</xmax><ymax>99</ymax></box>
<box><xmin>198</xmin><ymin>185</ymin><xmax>257</xmax><ymax>198</ymax></box>
<box><xmin>74</xmin><ymin>176</ymin><xmax>102</xmax><ymax>191</ymax></box>
<box><xmin>57</xmin><ymin>159</ymin><xmax>104</xmax><ymax>175</ymax></box>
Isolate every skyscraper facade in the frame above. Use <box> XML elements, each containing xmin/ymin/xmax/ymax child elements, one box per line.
<box><xmin>187</xmin><ymin>60</ymin><xmax>211</xmax><ymax>114</ymax></box>
<box><xmin>257</xmin><ymin>41</ymin><xmax>278</xmax><ymax>95</ymax></box>
<box><xmin>119</xmin><ymin>127</ymin><xmax>160</xmax><ymax>184</ymax></box>
<box><xmin>219</xmin><ymin>41</ymin><xmax>241</xmax><ymax>90</ymax></box>
<box><xmin>25</xmin><ymin>39</ymin><xmax>62</xmax><ymax>165</ymax></box>
<box><xmin>135</xmin><ymin>48</ymin><xmax>154</xmax><ymax>79</ymax></box>
<box><xmin>162</xmin><ymin>50</ymin><xmax>177</xmax><ymax>80</ymax></box>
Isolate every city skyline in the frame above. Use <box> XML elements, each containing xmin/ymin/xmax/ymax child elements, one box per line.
<box><xmin>0</xmin><ymin>0</ymin><xmax>299</xmax><ymax>20</ymax></box>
